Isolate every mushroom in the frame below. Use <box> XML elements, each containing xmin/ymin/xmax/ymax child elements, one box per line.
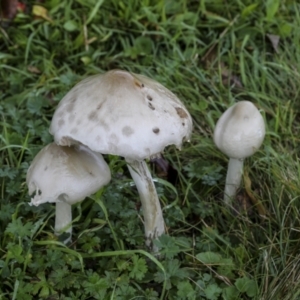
<box><xmin>26</xmin><ymin>142</ymin><xmax>111</xmax><ymax>243</ymax></box>
<box><xmin>49</xmin><ymin>69</ymin><xmax>193</xmax><ymax>251</ymax></box>
<box><xmin>213</xmin><ymin>101</ymin><xmax>265</xmax><ymax>204</ymax></box>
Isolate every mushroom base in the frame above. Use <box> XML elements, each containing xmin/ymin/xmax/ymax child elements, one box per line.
<box><xmin>126</xmin><ymin>159</ymin><xmax>165</xmax><ymax>252</ymax></box>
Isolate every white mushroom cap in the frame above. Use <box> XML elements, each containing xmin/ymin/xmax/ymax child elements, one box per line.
<box><xmin>27</xmin><ymin>143</ymin><xmax>111</xmax><ymax>206</ymax></box>
<box><xmin>50</xmin><ymin>70</ymin><xmax>193</xmax><ymax>161</ymax></box>
<box><xmin>213</xmin><ymin>101</ymin><xmax>265</xmax><ymax>159</ymax></box>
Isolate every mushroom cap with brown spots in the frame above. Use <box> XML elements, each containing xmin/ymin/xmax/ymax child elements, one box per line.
<box><xmin>27</xmin><ymin>143</ymin><xmax>111</xmax><ymax>206</ymax></box>
<box><xmin>213</xmin><ymin>101</ymin><xmax>265</xmax><ymax>159</ymax></box>
<box><xmin>50</xmin><ymin>70</ymin><xmax>193</xmax><ymax>161</ymax></box>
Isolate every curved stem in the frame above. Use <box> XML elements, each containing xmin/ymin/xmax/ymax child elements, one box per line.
<box><xmin>55</xmin><ymin>201</ymin><xmax>72</xmax><ymax>244</ymax></box>
<box><xmin>126</xmin><ymin>159</ymin><xmax>165</xmax><ymax>252</ymax></box>
<box><xmin>224</xmin><ymin>158</ymin><xmax>244</xmax><ymax>205</ymax></box>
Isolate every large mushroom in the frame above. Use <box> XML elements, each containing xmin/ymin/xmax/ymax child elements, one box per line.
<box><xmin>213</xmin><ymin>101</ymin><xmax>265</xmax><ymax>205</ymax></box>
<box><xmin>27</xmin><ymin>142</ymin><xmax>111</xmax><ymax>243</ymax></box>
<box><xmin>49</xmin><ymin>69</ymin><xmax>193</xmax><ymax>250</ymax></box>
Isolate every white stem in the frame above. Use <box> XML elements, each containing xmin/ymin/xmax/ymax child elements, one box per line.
<box><xmin>224</xmin><ymin>158</ymin><xmax>244</xmax><ymax>205</ymax></box>
<box><xmin>126</xmin><ymin>159</ymin><xmax>165</xmax><ymax>251</ymax></box>
<box><xmin>55</xmin><ymin>201</ymin><xmax>72</xmax><ymax>244</ymax></box>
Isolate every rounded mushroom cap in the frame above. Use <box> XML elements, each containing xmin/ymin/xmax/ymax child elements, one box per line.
<box><xmin>213</xmin><ymin>101</ymin><xmax>265</xmax><ymax>159</ymax></box>
<box><xmin>26</xmin><ymin>143</ymin><xmax>111</xmax><ymax>206</ymax></box>
<box><xmin>50</xmin><ymin>70</ymin><xmax>193</xmax><ymax>161</ymax></box>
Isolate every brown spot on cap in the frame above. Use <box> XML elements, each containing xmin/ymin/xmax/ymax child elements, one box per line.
<box><xmin>88</xmin><ymin>171</ymin><xmax>95</xmax><ymax>177</ymax></box>
<box><xmin>152</xmin><ymin>127</ymin><xmax>160</xmax><ymax>134</ymax></box>
<box><xmin>134</xmin><ymin>80</ymin><xmax>144</xmax><ymax>88</ymax></box>
<box><xmin>122</xmin><ymin>126</ymin><xmax>134</xmax><ymax>136</ymax></box>
<box><xmin>147</xmin><ymin>95</ymin><xmax>153</xmax><ymax>101</ymax></box>
<box><xmin>110</xmin><ymin>133</ymin><xmax>119</xmax><ymax>144</ymax></box>
<box><xmin>100</xmin><ymin>121</ymin><xmax>110</xmax><ymax>131</ymax></box>
<box><xmin>88</xmin><ymin>111</ymin><xmax>99</xmax><ymax>122</ymax></box>
<box><xmin>68</xmin><ymin>115</ymin><xmax>75</xmax><ymax>123</ymax></box>
<box><xmin>70</xmin><ymin>128</ymin><xmax>78</xmax><ymax>135</ymax></box>
<box><xmin>148</xmin><ymin>102</ymin><xmax>155</xmax><ymax>110</ymax></box>
<box><xmin>175</xmin><ymin>107</ymin><xmax>188</xmax><ymax>119</ymax></box>
<box><xmin>70</xmin><ymin>96</ymin><xmax>77</xmax><ymax>103</ymax></box>
<box><xmin>66</xmin><ymin>102</ymin><xmax>75</xmax><ymax>113</ymax></box>
<box><xmin>96</xmin><ymin>103</ymin><xmax>102</xmax><ymax>110</ymax></box>
<box><xmin>57</xmin><ymin>111</ymin><xmax>64</xmax><ymax>118</ymax></box>
<box><xmin>58</xmin><ymin>119</ymin><xmax>65</xmax><ymax>127</ymax></box>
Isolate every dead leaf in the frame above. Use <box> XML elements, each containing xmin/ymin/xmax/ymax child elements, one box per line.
<box><xmin>202</xmin><ymin>49</ymin><xmax>243</xmax><ymax>88</ymax></box>
<box><xmin>32</xmin><ymin>5</ymin><xmax>52</xmax><ymax>23</ymax></box>
<box><xmin>17</xmin><ymin>1</ymin><xmax>26</xmax><ymax>12</ymax></box>
<box><xmin>150</xmin><ymin>155</ymin><xmax>178</xmax><ymax>185</ymax></box>
<box><xmin>267</xmin><ymin>34</ymin><xmax>280</xmax><ymax>53</ymax></box>
<box><xmin>233</xmin><ymin>189</ymin><xmax>254</xmax><ymax>216</ymax></box>
<box><xmin>27</xmin><ymin>65</ymin><xmax>41</xmax><ymax>74</ymax></box>
<box><xmin>0</xmin><ymin>0</ymin><xmax>18</xmax><ymax>20</ymax></box>
<box><xmin>220</xmin><ymin>62</ymin><xmax>243</xmax><ymax>88</ymax></box>
<box><xmin>244</xmin><ymin>171</ymin><xmax>267</xmax><ymax>217</ymax></box>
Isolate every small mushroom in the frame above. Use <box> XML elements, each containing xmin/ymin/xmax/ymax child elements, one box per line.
<box><xmin>213</xmin><ymin>101</ymin><xmax>265</xmax><ymax>205</ymax></box>
<box><xmin>49</xmin><ymin>69</ymin><xmax>193</xmax><ymax>251</ymax></box>
<box><xmin>26</xmin><ymin>143</ymin><xmax>111</xmax><ymax>243</ymax></box>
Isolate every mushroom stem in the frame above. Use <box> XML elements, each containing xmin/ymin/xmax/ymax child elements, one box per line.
<box><xmin>126</xmin><ymin>159</ymin><xmax>165</xmax><ymax>252</ymax></box>
<box><xmin>224</xmin><ymin>158</ymin><xmax>244</xmax><ymax>205</ymax></box>
<box><xmin>55</xmin><ymin>201</ymin><xmax>72</xmax><ymax>244</ymax></box>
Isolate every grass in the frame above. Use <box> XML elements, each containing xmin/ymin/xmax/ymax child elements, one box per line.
<box><xmin>1</xmin><ymin>0</ymin><xmax>300</xmax><ymax>299</ymax></box>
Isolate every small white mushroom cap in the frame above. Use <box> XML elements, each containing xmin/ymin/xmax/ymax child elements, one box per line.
<box><xmin>27</xmin><ymin>143</ymin><xmax>111</xmax><ymax>206</ymax></box>
<box><xmin>50</xmin><ymin>70</ymin><xmax>193</xmax><ymax>161</ymax></box>
<box><xmin>213</xmin><ymin>101</ymin><xmax>265</xmax><ymax>159</ymax></box>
